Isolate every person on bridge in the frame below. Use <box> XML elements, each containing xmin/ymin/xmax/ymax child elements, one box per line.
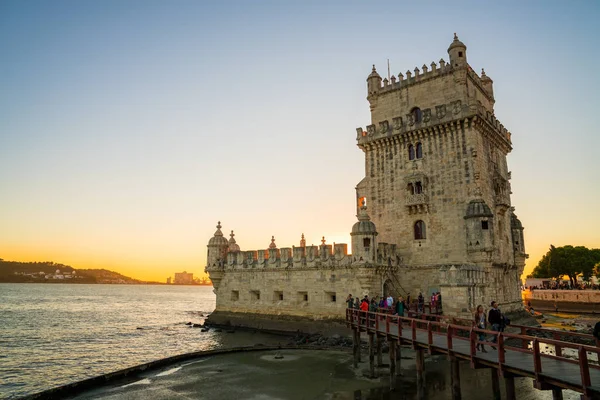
<box><xmin>354</xmin><ymin>297</ymin><xmax>360</xmax><ymax>309</ymax></box>
<box><xmin>369</xmin><ymin>298</ymin><xmax>378</xmax><ymax>312</ymax></box>
<box><xmin>418</xmin><ymin>292</ymin><xmax>424</xmax><ymax>313</ymax></box>
<box><xmin>474</xmin><ymin>305</ymin><xmax>488</xmax><ymax>353</ymax></box>
<box><xmin>360</xmin><ymin>297</ymin><xmax>369</xmax><ymax>312</ymax></box>
<box><xmin>395</xmin><ymin>296</ymin><xmax>405</xmax><ymax>317</ymax></box>
<box><xmin>488</xmin><ymin>301</ymin><xmax>505</xmax><ymax>344</ymax></box>
<box><xmin>386</xmin><ymin>294</ymin><xmax>394</xmax><ymax>308</ymax></box>
<box><xmin>346</xmin><ymin>294</ymin><xmax>354</xmax><ymax>309</ymax></box>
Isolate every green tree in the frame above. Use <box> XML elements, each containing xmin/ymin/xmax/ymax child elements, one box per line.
<box><xmin>530</xmin><ymin>245</ymin><xmax>598</xmax><ymax>285</ymax></box>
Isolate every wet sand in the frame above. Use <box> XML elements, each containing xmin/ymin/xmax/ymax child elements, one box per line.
<box><xmin>61</xmin><ymin>346</ymin><xmax>582</xmax><ymax>400</ymax></box>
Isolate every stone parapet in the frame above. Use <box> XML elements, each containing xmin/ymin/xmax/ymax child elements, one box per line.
<box><xmin>356</xmin><ymin>100</ymin><xmax>511</xmax><ymax>150</ymax></box>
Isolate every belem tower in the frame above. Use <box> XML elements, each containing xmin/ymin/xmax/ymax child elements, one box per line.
<box><xmin>205</xmin><ymin>34</ymin><xmax>528</xmax><ymax>330</ymax></box>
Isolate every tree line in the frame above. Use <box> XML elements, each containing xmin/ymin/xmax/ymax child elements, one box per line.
<box><xmin>528</xmin><ymin>245</ymin><xmax>600</xmax><ymax>285</ymax></box>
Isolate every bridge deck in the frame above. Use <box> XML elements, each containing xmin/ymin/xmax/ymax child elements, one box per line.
<box><xmin>348</xmin><ymin>310</ymin><xmax>600</xmax><ymax>398</ymax></box>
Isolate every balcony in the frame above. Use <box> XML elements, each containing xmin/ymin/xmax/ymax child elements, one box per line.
<box><xmin>405</xmin><ymin>193</ymin><xmax>429</xmax><ymax>206</ymax></box>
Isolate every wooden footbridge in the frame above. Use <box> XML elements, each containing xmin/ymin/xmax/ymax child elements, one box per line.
<box><xmin>347</xmin><ymin>309</ymin><xmax>600</xmax><ymax>400</ymax></box>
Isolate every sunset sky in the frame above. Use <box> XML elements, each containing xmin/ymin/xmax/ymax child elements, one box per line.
<box><xmin>1</xmin><ymin>1</ymin><xmax>599</xmax><ymax>282</ymax></box>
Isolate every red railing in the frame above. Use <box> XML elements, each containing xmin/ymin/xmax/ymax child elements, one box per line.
<box><xmin>346</xmin><ymin>308</ymin><xmax>599</xmax><ymax>396</ymax></box>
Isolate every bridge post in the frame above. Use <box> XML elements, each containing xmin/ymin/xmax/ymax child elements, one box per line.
<box><xmin>368</xmin><ymin>333</ymin><xmax>375</xmax><ymax>378</ymax></box>
<box><xmin>396</xmin><ymin>342</ymin><xmax>402</xmax><ymax>376</ymax></box>
<box><xmin>352</xmin><ymin>329</ymin><xmax>360</xmax><ymax>368</ymax></box>
<box><xmin>551</xmin><ymin>387</ymin><xmax>563</xmax><ymax>400</ymax></box>
<box><xmin>388</xmin><ymin>339</ymin><xmax>396</xmax><ymax>390</ymax></box>
<box><xmin>376</xmin><ymin>335</ymin><xmax>383</xmax><ymax>367</ymax></box>
<box><xmin>450</xmin><ymin>357</ymin><xmax>461</xmax><ymax>400</ymax></box>
<box><xmin>490</xmin><ymin>369</ymin><xmax>501</xmax><ymax>400</ymax></box>
<box><xmin>416</xmin><ymin>348</ymin><xmax>425</xmax><ymax>384</ymax></box>
<box><xmin>504</xmin><ymin>374</ymin><xmax>516</xmax><ymax>400</ymax></box>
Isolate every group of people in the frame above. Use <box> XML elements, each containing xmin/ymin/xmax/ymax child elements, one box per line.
<box><xmin>346</xmin><ymin>293</ymin><xmax>406</xmax><ymax>316</ymax></box>
<box><xmin>473</xmin><ymin>301</ymin><xmax>510</xmax><ymax>353</ymax></box>
<box><xmin>346</xmin><ymin>291</ymin><xmax>442</xmax><ymax>315</ymax></box>
<box><xmin>527</xmin><ymin>282</ymin><xmax>600</xmax><ymax>291</ymax></box>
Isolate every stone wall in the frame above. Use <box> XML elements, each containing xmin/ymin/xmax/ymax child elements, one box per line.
<box><xmin>213</xmin><ymin>267</ymin><xmax>387</xmax><ymax>320</ymax></box>
<box><xmin>529</xmin><ymin>290</ymin><xmax>600</xmax><ymax>303</ymax></box>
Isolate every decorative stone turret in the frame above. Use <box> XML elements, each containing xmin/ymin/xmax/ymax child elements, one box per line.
<box><xmin>367</xmin><ymin>65</ymin><xmax>382</xmax><ymax>97</ymax></box>
<box><xmin>448</xmin><ymin>33</ymin><xmax>467</xmax><ymax>68</ymax></box>
<box><xmin>481</xmin><ymin>68</ymin><xmax>494</xmax><ymax>99</ymax></box>
<box><xmin>464</xmin><ymin>199</ymin><xmax>494</xmax><ymax>263</ymax></box>
<box><xmin>207</xmin><ymin>221</ymin><xmax>228</xmax><ymax>268</ymax></box>
<box><xmin>228</xmin><ymin>230</ymin><xmax>240</xmax><ymax>253</ymax></box>
<box><xmin>351</xmin><ymin>203</ymin><xmax>378</xmax><ymax>263</ymax></box>
<box><xmin>299</xmin><ymin>233</ymin><xmax>306</xmax><ymax>248</ymax></box>
<box><xmin>269</xmin><ymin>236</ymin><xmax>277</xmax><ymax>249</ymax></box>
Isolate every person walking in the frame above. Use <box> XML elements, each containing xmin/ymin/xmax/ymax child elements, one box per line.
<box><xmin>386</xmin><ymin>293</ymin><xmax>394</xmax><ymax>308</ymax></box>
<box><xmin>395</xmin><ymin>296</ymin><xmax>405</xmax><ymax>317</ymax></box>
<box><xmin>418</xmin><ymin>292</ymin><xmax>424</xmax><ymax>313</ymax></box>
<box><xmin>488</xmin><ymin>301</ymin><xmax>504</xmax><ymax>345</ymax></box>
<box><xmin>474</xmin><ymin>305</ymin><xmax>488</xmax><ymax>353</ymax></box>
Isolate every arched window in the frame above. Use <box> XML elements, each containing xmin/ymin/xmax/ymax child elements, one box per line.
<box><xmin>414</xmin><ymin>220</ymin><xmax>426</xmax><ymax>240</ymax></box>
<box><xmin>416</xmin><ymin>142</ymin><xmax>423</xmax><ymax>159</ymax></box>
<box><xmin>408</xmin><ymin>144</ymin><xmax>415</xmax><ymax>160</ymax></box>
<box><xmin>411</xmin><ymin>107</ymin><xmax>422</xmax><ymax>123</ymax></box>
<box><xmin>415</xmin><ymin>181</ymin><xmax>423</xmax><ymax>194</ymax></box>
<box><xmin>407</xmin><ymin>183</ymin><xmax>414</xmax><ymax>195</ymax></box>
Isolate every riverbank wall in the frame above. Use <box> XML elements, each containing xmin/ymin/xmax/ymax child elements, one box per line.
<box><xmin>523</xmin><ymin>289</ymin><xmax>600</xmax><ymax>313</ymax></box>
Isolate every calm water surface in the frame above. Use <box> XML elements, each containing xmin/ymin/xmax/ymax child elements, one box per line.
<box><xmin>0</xmin><ymin>283</ymin><xmax>284</xmax><ymax>399</ymax></box>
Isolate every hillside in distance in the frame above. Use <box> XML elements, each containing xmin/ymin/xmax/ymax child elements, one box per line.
<box><xmin>0</xmin><ymin>259</ymin><xmax>160</xmax><ymax>284</ymax></box>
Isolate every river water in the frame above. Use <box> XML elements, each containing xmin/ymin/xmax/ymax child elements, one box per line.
<box><xmin>0</xmin><ymin>283</ymin><xmax>286</xmax><ymax>399</ymax></box>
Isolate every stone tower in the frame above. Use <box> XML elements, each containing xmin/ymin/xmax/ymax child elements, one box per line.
<box><xmin>355</xmin><ymin>34</ymin><xmax>527</xmax><ymax>316</ymax></box>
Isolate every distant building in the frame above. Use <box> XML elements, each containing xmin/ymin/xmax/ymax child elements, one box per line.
<box><xmin>174</xmin><ymin>271</ymin><xmax>193</xmax><ymax>285</ymax></box>
<box><xmin>166</xmin><ymin>277</ymin><xmax>172</xmax><ymax>284</ymax></box>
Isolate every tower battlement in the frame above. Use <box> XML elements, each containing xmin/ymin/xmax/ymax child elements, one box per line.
<box><xmin>371</xmin><ymin>62</ymin><xmax>493</xmax><ymax>103</ymax></box>
<box><xmin>355</xmin><ymin>99</ymin><xmax>512</xmax><ymax>149</ymax></box>
<box><xmin>205</xmin><ymin>229</ymin><xmax>402</xmax><ymax>273</ymax></box>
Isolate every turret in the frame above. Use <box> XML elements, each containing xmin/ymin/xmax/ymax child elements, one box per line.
<box><xmin>351</xmin><ymin>203</ymin><xmax>378</xmax><ymax>263</ymax></box>
<box><xmin>464</xmin><ymin>200</ymin><xmax>494</xmax><ymax>262</ymax></box>
<box><xmin>448</xmin><ymin>33</ymin><xmax>467</xmax><ymax>68</ymax></box>
<box><xmin>207</xmin><ymin>221</ymin><xmax>229</xmax><ymax>268</ymax></box>
<box><xmin>228</xmin><ymin>230</ymin><xmax>240</xmax><ymax>253</ymax></box>
<box><xmin>367</xmin><ymin>65</ymin><xmax>382</xmax><ymax>97</ymax></box>
<box><xmin>481</xmin><ymin>68</ymin><xmax>494</xmax><ymax>99</ymax></box>
<box><xmin>510</xmin><ymin>212</ymin><xmax>526</xmax><ymax>256</ymax></box>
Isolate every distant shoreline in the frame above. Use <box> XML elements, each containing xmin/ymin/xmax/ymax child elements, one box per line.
<box><xmin>0</xmin><ymin>281</ymin><xmax>213</xmax><ymax>286</ymax></box>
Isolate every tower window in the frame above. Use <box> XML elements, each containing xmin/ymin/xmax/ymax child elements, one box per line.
<box><xmin>414</xmin><ymin>220</ymin><xmax>426</xmax><ymax>240</ymax></box>
<box><xmin>411</xmin><ymin>107</ymin><xmax>423</xmax><ymax>123</ymax></box>
<box><xmin>415</xmin><ymin>181</ymin><xmax>423</xmax><ymax>194</ymax></box>
<box><xmin>407</xmin><ymin>183</ymin><xmax>414</xmax><ymax>195</ymax></box>
<box><xmin>408</xmin><ymin>144</ymin><xmax>415</xmax><ymax>160</ymax></box>
<box><xmin>363</xmin><ymin>238</ymin><xmax>371</xmax><ymax>250</ymax></box>
<box><xmin>458</xmin><ymin>51</ymin><xmax>463</xmax><ymax>57</ymax></box>
<box><xmin>481</xmin><ymin>221</ymin><xmax>489</xmax><ymax>230</ymax></box>
<box><xmin>358</xmin><ymin>196</ymin><xmax>367</xmax><ymax>207</ymax></box>
<box><xmin>416</xmin><ymin>142</ymin><xmax>423</xmax><ymax>159</ymax></box>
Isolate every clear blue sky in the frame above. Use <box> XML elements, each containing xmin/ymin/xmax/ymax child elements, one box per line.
<box><xmin>1</xmin><ymin>1</ymin><xmax>599</xmax><ymax>280</ymax></box>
